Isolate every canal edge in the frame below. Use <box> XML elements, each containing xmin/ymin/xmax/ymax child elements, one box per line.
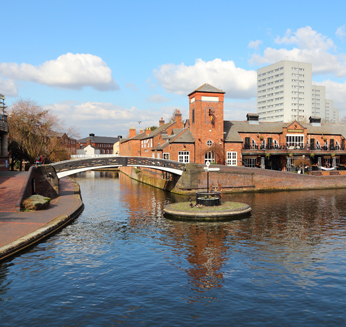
<box><xmin>0</xmin><ymin>179</ymin><xmax>84</xmax><ymax>262</ymax></box>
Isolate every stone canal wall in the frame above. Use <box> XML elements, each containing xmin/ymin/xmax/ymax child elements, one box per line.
<box><xmin>120</xmin><ymin>164</ymin><xmax>346</xmax><ymax>194</ymax></box>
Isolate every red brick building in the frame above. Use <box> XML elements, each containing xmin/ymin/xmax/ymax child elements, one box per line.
<box><xmin>120</xmin><ymin>83</ymin><xmax>346</xmax><ymax>171</ymax></box>
<box><xmin>56</xmin><ymin>133</ymin><xmax>77</xmax><ymax>155</ymax></box>
<box><xmin>77</xmin><ymin>134</ymin><xmax>121</xmax><ymax>154</ymax></box>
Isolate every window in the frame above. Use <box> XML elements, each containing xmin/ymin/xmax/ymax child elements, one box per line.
<box><xmin>244</xmin><ymin>137</ymin><xmax>250</xmax><ymax>149</ymax></box>
<box><xmin>226</xmin><ymin>152</ymin><xmax>237</xmax><ymax>166</ymax></box>
<box><xmin>207</xmin><ymin>140</ymin><xmax>213</xmax><ymax>147</ymax></box>
<box><xmin>244</xmin><ymin>158</ymin><xmax>256</xmax><ymax>167</ymax></box>
<box><xmin>178</xmin><ymin>151</ymin><xmax>189</xmax><ymax>163</ymax></box>
<box><xmin>205</xmin><ymin>151</ymin><xmax>215</xmax><ymax>164</ymax></box>
<box><xmin>157</xmin><ymin>153</ymin><xmax>160</xmax><ymax>159</ymax></box>
<box><xmin>192</xmin><ymin>109</ymin><xmax>195</xmax><ymax>124</ymax></box>
<box><xmin>163</xmin><ymin>153</ymin><xmax>170</xmax><ymax>160</ymax></box>
<box><xmin>267</xmin><ymin>137</ymin><xmax>273</xmax><ymax>149</ymax></box>
<box><xmin>260</xmin><ymin>139</ymin><xmax>266</xmax><ymax>149</ymax></box>
<box><xmin>286</xmin><ymin>135</ymin><xmax>304</xmax><ymax>148</ymax></box>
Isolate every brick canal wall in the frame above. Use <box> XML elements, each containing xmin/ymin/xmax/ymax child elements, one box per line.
<box><xmin>120</xmin><ymin>166</ymin><xmax>179</xmax><ymax>191</ymax></box>
<box><xmin>121</xmin><ymin>164</ymin><xmax>346</xmax><ymax>194</ymax></box>
<box><xmin>16</xmin><ymin>165</ymin><xmax>60</xmax><ymax>211</ymax></box>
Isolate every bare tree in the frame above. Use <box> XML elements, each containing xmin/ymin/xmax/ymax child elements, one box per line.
<box><xmin>8</xmin><ymin>99</ymin><xmax>78</xmax><ymax>164</ymax></box>
<box><xmin>340</xmin><ymin>116</ymin><xmax>346</xmax><ymax>124</ymax></box>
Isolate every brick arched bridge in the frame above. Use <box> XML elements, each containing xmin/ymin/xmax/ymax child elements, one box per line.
<box><xmin>51</xmin><ymin>156</ymin><xmax>186</xmax><ymax>178</ymax></box>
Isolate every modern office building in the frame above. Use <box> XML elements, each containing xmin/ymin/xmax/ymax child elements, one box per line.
<box><xmin>257</xmin><ymin>60</ymin><xmax>339</xmax><ymax>123</ymax></box>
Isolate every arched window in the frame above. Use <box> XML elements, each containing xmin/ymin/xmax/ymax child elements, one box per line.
<box><xmin>316</xmin><ymin>140</ymin><xmax>321</xmax><ymax>149</ymax></box>
<box><xmin>335</xmin><ymin>141</ymin><xmax>340</xmax><ymax>150</ymax></box>
<box><xmin>252</xmin><ymin>139</ymin><xmax>257</xmax><ymax>149</ymax></box>
<box><xmin>274</xmin><ymin>139</ymin><xmax>279</xmax><ymax>149</ymax></box>
<box><xmin>260</xmin><ymin>139</ymin><xmax>266</xmax><ymax>149</ymax></box>
<box><xmin>205</xmin><ymin>151</ymin><xmax>215</xmax><ymax>164</ymax></box>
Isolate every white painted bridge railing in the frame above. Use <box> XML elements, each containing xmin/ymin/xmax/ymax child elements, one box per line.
<box><xmin>71</xmin><ymin>154</ymin><xmax>119</xmax><ymax>159</ymax></box>
<box><xmin>51</xmin><ymin>156</ymin><xmax>186</xmax><ymax>178</ymax></box>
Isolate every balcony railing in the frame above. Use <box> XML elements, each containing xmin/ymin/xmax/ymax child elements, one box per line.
<box><xmin>243</xmin><ymin>143</ymin><xmax>345</xmax><ymax>151</ymax></box>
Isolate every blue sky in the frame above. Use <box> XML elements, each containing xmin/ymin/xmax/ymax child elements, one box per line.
<box><xmin>2</xmin><ymin>0</ymin><xmax>346</xmax><ymax>138</ymax></box>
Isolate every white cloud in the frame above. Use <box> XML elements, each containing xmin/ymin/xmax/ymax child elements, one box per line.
<box><xmin>43</xmin><ymin>101</ymin><xmax>185</xmax><ymax>137</ymax></box>
<box><xmin>154</xmin><ymin>58</ymin><xmax>257</xmax><ymax>99</ymax></box>
<box><xmin>147</xmin><ymin>94</ymin><xmax>169</xmax><ymax>103</ymax></box>
<box><xmin>0</xmin><ymin>53</ymin><xmax>118</xmax><ymax>91</ymax></box>
<box><xmin>336</xmin><ymin>25</ymin><xmax>346</xmax><ymax>40</ymax></box>
<box><xmin>248</xmin><ymin>40</ymin><xmax>262</xmax><ymax>50</ymax></box>
<box><xmin>313</xmin><ymin>79</ymin><xmax>346</xmax><ymax>118</ymax></box>
<box><xmin>274</xmin><ymin>27</ymin><xmax>334</xmax><ymax>50</ymax></box>
<box><xmin>0</xmin><ymin>78</ymin><xmax>18</xmax><ymax>97</ymax></box>
<box><xmin>224</xmin><ymin>100</ymin><xmax>257</xmax><ymax>121</ymax></box>
<box><xmin>250</xmin><ymin>26</ymin><xmax>346</xmax><ymax>77</ymax></box>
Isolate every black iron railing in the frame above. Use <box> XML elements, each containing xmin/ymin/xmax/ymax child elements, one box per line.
<box><xmin>243</xmin><ymin>143</ymin><xmax>345</xmax><ymax>151</ymax></box>
<box><xmin>51</xmin><ymin>156</ymin><xmax>186</xmax><ymax>175</ymax></box>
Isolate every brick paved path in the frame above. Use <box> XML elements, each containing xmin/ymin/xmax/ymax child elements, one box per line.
<box><xmin>0</xmin><ymin>171</ymin><xmax>28</xmax><ymax>212</ymax></box>
<box><xmin>0</xmin><ymin>176</ymin><xmax>82</xmax><ymax>249</ymax></box>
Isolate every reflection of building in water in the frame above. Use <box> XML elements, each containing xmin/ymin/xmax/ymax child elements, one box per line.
<box><xmin>119</xmin><ymin>173</ymin><xmax>228</xmax><ymax>292</ymax></box>
<box><xmin>118</xmin><ymin>173</ymin><xmax>346</xmax><ymax>298</ymax></box>
<box><xmin>77</xmin><ymin>171</ymin><xmax>118</xmax><ymax>179</ymax></box>
<box><xmin>119</xmin><ymin>173</ymin><xmax>167</xmax><ymax>224</ymax></box>
<box><xmin>183</xmin><ymin>225</ymin><xmax>228</xmax><ymax>291</ymax></box>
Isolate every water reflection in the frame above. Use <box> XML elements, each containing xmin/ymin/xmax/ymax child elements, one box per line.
<box><xmin>0</xmin><ymin>171</ymin><xmax>346</xmax><ymax>325</ymax></box>
<box><xmin>115</xmin><ymin>172</ymin><xmax>346</xmax><ymax>297</ymax></box>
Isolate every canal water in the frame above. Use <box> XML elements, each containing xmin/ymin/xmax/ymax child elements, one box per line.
<box><xmin>1</xmin><ymin>171</ymin><xmax>346</xmax><ymax>326</ymax></box>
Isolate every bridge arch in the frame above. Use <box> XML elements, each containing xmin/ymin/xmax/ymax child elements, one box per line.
<box><xmin>51</xmin><ymin>156</ymin><xmax>186</xmax><ymax>178</ymax></box>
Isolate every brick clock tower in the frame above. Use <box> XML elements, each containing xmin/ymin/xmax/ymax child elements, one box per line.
<box><xmin>188</xmin><ymin>83</ymin><xmax>225</xmax><ymax>164</ymax></box>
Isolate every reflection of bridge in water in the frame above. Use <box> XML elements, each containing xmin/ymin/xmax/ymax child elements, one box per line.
<box><xmin>51</xmin><ymin>156</ymin><xmax>186</xmax><ymax>178</ymax></box>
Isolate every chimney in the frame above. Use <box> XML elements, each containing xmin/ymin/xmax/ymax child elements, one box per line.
<box><xmin>140</xmin><ymin>128</ymin><xmax>143</xmax><ymax>134</ymax></box>
<box><xmin>309</xmin><ymin>116</ymin><xmax>321</xmax><ymax>127</ymax></box>
<box><xmin>87</xmin><ymin>138</ymin><xmax>91</xmax><ymax>146</ymax></box>
<box><xmin>129</xmin><ymin>126</ymin><xmax>136</xmax><ymax>138</ymax></box>
<box><xmin>146</xmin><ymin>127</ymin><xmax>151</xmax><ymax>135</ymax></box>
<box><xmin>159</xmin><ymin>117</ymin><xmax>165</xmax><ymax>126</ymax></box>
<box><xmin>175</xmin><ymin>110</ymin><xmax>182</xmax><ymax>127</ymax></box>
<box><xmin>246</xmin><ymin>113</ymin><xmax>259</xmax><ymax>124</ymax></box>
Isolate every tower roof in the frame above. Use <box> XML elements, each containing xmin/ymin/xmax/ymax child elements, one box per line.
<box><xmin>188</xmin><ymin>83</ymin><xmax>225</xmax><ymax>96</ymax></box>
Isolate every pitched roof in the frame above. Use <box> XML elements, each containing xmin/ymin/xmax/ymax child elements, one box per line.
<box><xmin>224</xmin><ymin>120</ymin><xmax>346</xmax><ymax>142</ymax></box>
<box><xmin>171</xmin><ymin>128</ymin><xmax>195</xmax><ymax>143</ymax></box>
<box><xmin>153</xmin><ymin>128</ymin><xmax>195</xmax><ymax>150</ymax></box>
<box><xmin>121</xmin><ymin>121</ymin><xmax>176</xmax><ymax>143</ymax></box>
<box><xmin>78</xmin><ymin>135</ymin><xmax>120</xmax><ymax>144</ymax></box>
<box><xmin>188</xmin><ymin>83</ymin><xmax>225</xmax><ymax>96</ymax></box>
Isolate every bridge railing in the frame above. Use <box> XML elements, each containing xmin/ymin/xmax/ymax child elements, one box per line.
<box><xmin>126</xmin><ymin>156</ymin><xmax>186</xmax><ymax>172</ymax></box>
<box><xmin>51</xmin><ymin>156</ymin><xmax>186</xmax><ymax>175</ymax></box>
<box><xmin>71</xmin><ymin>154</ymin><xmax>119</xmax><ymax>158</ymax></box>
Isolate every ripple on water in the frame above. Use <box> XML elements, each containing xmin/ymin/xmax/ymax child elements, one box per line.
<box><xmin>1</xmin><ymin>172</ymin><xmax>346</xmax><ymax>326</ymax></box>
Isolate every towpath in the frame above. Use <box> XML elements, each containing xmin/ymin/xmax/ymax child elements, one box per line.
<box><xmin>0</xmin><ymin>171</ymin><xmax>83</xmax><ymax>259</ymax></box>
